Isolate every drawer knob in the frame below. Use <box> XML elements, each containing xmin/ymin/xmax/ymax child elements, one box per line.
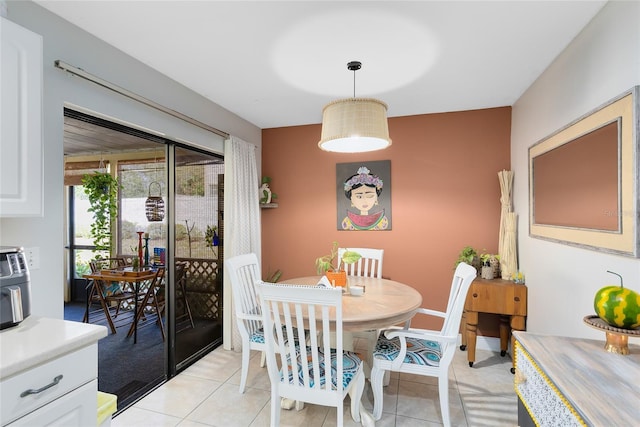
<box><xmin>20</xmin><ymin>375</ymin><xmax>63</xmax><ymax>398</ymax></box>
<box><xmin>514</xmin><ymin>370</ymin><xmax>527</xmax><ymax>385</ymax></box>
<box><xmin>472</xmin><ymin>293</ymin><xmax>478</xmax><ymax>298</ymax></box>
<box><xmin>514</xmin><ymin>297</ymin><xmax>520</xmax><ymax>302</ymax></box>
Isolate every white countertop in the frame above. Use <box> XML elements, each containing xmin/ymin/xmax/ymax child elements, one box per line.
<box><xmin>0</xmin><ymin>316</ymin><xmax>107</xmax><ymax>379</ymax></box>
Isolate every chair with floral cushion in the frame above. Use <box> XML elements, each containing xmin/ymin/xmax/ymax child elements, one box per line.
<box><xmin>370</xmin><ymin>262</ymin><xmax>477</xmax><ymax>426</ymax></box>
<box><xmin>257</xmin><ymin>281</ymin><xmax>366</xmax><ymax>426</ymax></box>
<box><xmin>224</xmin><ymin>253</ymin><xmax>267</xmax><ymax>393</ymax></box>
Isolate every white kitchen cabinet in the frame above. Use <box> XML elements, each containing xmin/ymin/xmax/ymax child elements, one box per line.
<box><xmin>0</xmin><ymin>16</ymin><xmax>43</xmax><ymax>217</ymax></box>
<box><xmin>0</xmin><ymin>317</ymin><xmax>107</xmax><ymax>427</ymax></box>
<box><xmin>6</xmin><ymin>381</ymin><xmax>96</xmax><ymax>427</ymax></box>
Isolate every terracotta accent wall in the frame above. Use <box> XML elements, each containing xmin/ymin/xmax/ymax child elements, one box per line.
<box><xmin>261</xmin><ymin>107</ymin><xmax>511</xmax><ymax>332</ymax></box>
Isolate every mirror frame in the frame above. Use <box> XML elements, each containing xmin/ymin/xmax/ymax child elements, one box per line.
<box><xmin>529</xmin><ymin>86</ymin><xmax>639</xmax><ymax>257</ymax></box>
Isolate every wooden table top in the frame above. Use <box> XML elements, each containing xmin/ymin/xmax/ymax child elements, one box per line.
<box><xmin>83</xmin><ymin>269</ymin><xmax>157</xmax><ymax>282</ymax></box>
<box><xmin>279</xmin><ymin>276</ymin><xmax>422</xmax><ymax>332</ymax></box>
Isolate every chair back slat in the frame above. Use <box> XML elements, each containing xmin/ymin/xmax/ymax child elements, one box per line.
<box><xmin>89</xmin><ymin>257</ymin><xmax>126</xmax><ymax>273</ymax></box>
<box><xmin>441</xmin><ymin>262</ymin><xmax>477</xmax><ymax>337</ymax></box>
<box><xmin>225</xmin><ymin>253</ymin><xmax>263</xmax><ymax>338</ymax></box>
<box><xmin>338</xmin><ymin>247</ymin><xmax>384</xmax><ymax>278</ymax></box>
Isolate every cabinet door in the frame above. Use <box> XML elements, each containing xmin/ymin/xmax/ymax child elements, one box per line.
<box><xmin>7</xmin><ymin>380</ymin><xmax>97</xmax><ymax>427</ymax></box>
<box><xmin>0</xmin><ymin>17</ymin><xmax>43</xmax><ymax>217</ymax></box>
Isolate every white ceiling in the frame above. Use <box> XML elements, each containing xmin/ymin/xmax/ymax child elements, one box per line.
<box><xmin>35</xmin><ymin>1</ymin><xmax>607</xmax><ymax>130</ymax></box>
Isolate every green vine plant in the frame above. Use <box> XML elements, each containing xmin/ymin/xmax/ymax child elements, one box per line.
<box><xmin>82</xmin><ymin>172</ymin><xmax>120</xmax><ymax>258</ymax></box>
<box><xmin>315</xmin><ymin>241</ymin><xmax>361</xmax><ymax>274</ymax></box>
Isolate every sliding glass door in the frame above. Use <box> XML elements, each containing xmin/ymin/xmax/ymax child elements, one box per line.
<box><xmin>170</xmin><ymin>146</ymin><xmax>224</xmax><ymax>370</ymax></box>
<box><xmin>63</xmin><ymin>109</ymin><xmax>224</xmax><ymax>409</ymax></box>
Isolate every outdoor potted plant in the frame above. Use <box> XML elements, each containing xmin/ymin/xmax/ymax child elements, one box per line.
<box><xmin>82</xmin><ymin>171</ymin><xmax>120</xmax><ymax>258</ymax></box>
<box><xmin>315</xmin><ymin>241</ymin><xmax>361</xmax><ymax>288</ymax></box>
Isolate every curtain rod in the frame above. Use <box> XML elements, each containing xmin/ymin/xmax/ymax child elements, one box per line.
<box><xmin>54</xmin><ymin>60</ymin><xmax>229</xmax><ymax>139</ymax></box>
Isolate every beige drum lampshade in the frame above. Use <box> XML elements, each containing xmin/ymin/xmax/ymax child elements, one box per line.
<box><xmin>318</xmin><ymin>98</ymin><xmax>392</xmax><ymax>153</ymax></box>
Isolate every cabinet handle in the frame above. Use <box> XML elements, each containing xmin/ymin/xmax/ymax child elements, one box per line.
<box><xmin>20</xmin><ymin>375</ymin><xmax>63</xmax><ymax>397</ymax></box>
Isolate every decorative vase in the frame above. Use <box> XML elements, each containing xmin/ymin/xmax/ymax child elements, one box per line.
<box><xmin>471</xmin><ymin>256</ymin><xmax>482</xmax><ymax>276</ymax></box>
<box><xmin>481</xmin><ymin>265</ymin><xmax>494</xmax><ymax>280</ymax></box>
<box><xmin>143</xmin><ymin>237</ymin><xmax>150</xmax><ymax>267</ymax></box>
<box><xmin>325</xmin><ymin>270</ymin><xmax>347</xmax><ymax>288</ymax></box>
<box><xmin>136</xmin><ymin>231</ymin><xmax>144</xmax><ymax>270</ymax></box>
<box><xmin>490</xmin><ymin>257</ymin><xmax>500</xmax><ymax>278</ymax></box>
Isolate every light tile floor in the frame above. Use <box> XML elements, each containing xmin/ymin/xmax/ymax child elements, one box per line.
<box><xmin>112</xmin><ymin>339</ymin><xmax>518</xmax><ymax>426</ymax></box>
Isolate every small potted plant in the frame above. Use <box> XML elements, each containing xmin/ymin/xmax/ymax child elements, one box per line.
<box><xmin>479</xmin><ymin>252</ymin><xmax>500</xmax><ymax>279</ymax></box>
<box><xmin>454</xmin><ymin>246</ymin><xmax>481</xmax><ymax>274</ymax></box>
<box><xmin>315</xmin><ymin>241</ymin><xmax>361</xmax><ymax>287</ymax></box>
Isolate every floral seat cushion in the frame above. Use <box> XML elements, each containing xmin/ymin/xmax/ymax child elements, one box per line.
<box><xmin>373</xmin><ymin>334</ymin><xmax>442</xmax><ymax>366</ymax></box>
<box><xmin>249</xmin><ymin>329</ymin><xmax>265</xmax><ymax>344</ymax></box>
<box><xmin>250</xmin><ymin>326</ymin><xmax>303</xmax><ymax>345</ymax></box>
<box><xmin>100</xmin><ymin>281</ymin><xmax>123</xmax><ymax>297</ymax></box>
<box><xmin>282</xmin><ymin>346</ymin><xmax>362</xmax><ymax>389</ymax></box>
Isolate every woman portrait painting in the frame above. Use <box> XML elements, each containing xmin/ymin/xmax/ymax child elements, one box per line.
<box><xmin>338</xmin><ymin>161</ymin><xmax>391</xmax><ymax>230</ymax></box>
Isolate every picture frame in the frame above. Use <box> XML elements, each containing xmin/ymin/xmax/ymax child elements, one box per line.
<box><xmin>336</xmin><ymin>160</ymin><xmax>391</xmax><ymax>231</ymax></box>
<box><xmin>528</xmin><ymin>86</ymin><xmax>639</xmax><ymax>257</ymax></box>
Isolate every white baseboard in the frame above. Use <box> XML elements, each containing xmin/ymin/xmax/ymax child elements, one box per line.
<box><xmin>475</xmin><ymin>335</ymin><xmax>501</xmax><ymax>352</ymax></box>
<box><xmin>457</xmin><ymin>334</ymin><xmax>502</xmax><ymax>352</ymax></box>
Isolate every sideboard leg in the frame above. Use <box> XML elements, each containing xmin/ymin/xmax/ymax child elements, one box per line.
<box><xmin>465</xmin><ymin>311</ymin><xmax>478</xmax><ymax>367</ymax></box>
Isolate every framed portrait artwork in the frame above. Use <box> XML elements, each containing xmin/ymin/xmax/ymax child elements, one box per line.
<box><xmin>336</xmin><ymin>160</ymin><xmax>392</xmax><ymax>231</ymax></box>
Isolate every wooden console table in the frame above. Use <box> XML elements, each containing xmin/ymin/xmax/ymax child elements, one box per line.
<box><xmin>460</xmin><ymin>278</ymin><xmax>527</xmax><ymax>371</ymax></box>
<box><xmin>514</xmin><ymin>332</ymin><xmax>640</xmax><ymax>426</ymax></box>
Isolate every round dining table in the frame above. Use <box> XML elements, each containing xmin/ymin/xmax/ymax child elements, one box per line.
<box><xmin>279</xmin><ymin>275</ymin><xmax>422</xmax><ymax>332</ymax></box>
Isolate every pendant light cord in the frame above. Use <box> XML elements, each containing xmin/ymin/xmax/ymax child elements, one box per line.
<box><xmin>353</xmin><ymin>69</ymin><xmax>356</xmax><ymax>98</ymax></box>
<box><xmin>347</xmin><ymin>61</ymin><xmax>362</xmax><ymax>98</ymax></box>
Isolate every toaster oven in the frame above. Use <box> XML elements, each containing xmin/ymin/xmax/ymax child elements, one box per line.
<box><xmin>0</xmin><ymin>246</ymin><xmax>31</xmax><ymax>330</ymax></box>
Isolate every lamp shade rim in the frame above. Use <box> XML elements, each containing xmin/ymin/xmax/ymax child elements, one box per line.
<box><xmin>321</xmin><ymin>97</ymin><xmax>388</xmax><ymax>112</ymax></box>
<box><xmin>318</xmin><ymin>136</ymin><xmax>392</xmax><ymax>153</ymax></box>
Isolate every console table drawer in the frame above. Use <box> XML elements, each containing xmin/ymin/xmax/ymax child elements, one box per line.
<box><xmin>515</xmin><ymin>341</ymin><xmax>585</xmax><ymax>426</ymax></box>
<box><xmin>465</xmin><ymin>279</ymin><xmax>527</xmax><ymax>316</ymax></box>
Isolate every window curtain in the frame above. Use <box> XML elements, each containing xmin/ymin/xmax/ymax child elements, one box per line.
<box><xmin>223</xmin><ymin>135</ymin><xmax>261</xmax><ymax>351</ymax></box>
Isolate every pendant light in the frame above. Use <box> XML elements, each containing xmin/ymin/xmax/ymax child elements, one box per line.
<box><xmin>318</xmin><ymin>61</ymin><xmax>392</xmax><ymax>153</ymax></box>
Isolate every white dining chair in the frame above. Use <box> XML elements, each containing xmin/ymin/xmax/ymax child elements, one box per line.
<box><xmin>338</xmin><ymin>247</ymin><xmax>384</xmax><ymax>278</ymax></box>
<box><xmin>370</xmin><ymin>261</ymin><xmax>477</xmax><ymax>426</ymax></box>
<box><xmin>224</xmin><ymin>253</ymin><xmax>266</xmax><ymax>393</ymax></box>
<box><xmin>257</xmin><ymin>281</ymin><xmax>366</xmax><ymax>427</ymax></box>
